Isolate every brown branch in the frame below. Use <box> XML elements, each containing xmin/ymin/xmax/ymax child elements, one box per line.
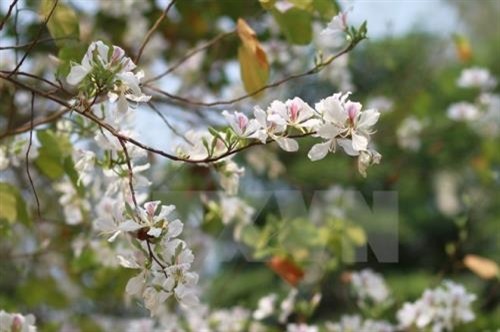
<box><xmin>144</xmin><ymin>30</ymin><xmax>236</xmax><ymax>84</ymax></box>
<box><xmin>0</xmin><ymin>36</ymin><xmax>78</xmax><ymax>50</ymax></box>
<box><xmin>0</xmin><ymin>108</ymin><xmax>69</xmax><ymax>140</ymax></box>
<box><xmin>134</xmin><ymin>0</ymin><xmax>177</xmax><ymax>64</ymax></box>
<box><xmin>0</xmin><ymin>73</ymin><xmax>317</xmax><ymax>165</ymax></box>
<box><xmin>26</xmin><ymin>92</ymin><xmax>41</xmax><ymax>218</ymax></box>
<box><xmin>144</xmin><ymin>39</ymin><xmax>358</xmax><ymax>108</ymax></box>
<box><xmin>0</xmin><ymin>0</ymin><xmax>18</xmax><ymax>31</ymax></box>
<box><xmin>146</xmin><ymin>239</ymin><xmax>169</xmax><ymax>279</ymax></box>
<box><xmin>7</xmin><ymin>0</ymin><xmax>59</xmax><ymax>78</ymax></box>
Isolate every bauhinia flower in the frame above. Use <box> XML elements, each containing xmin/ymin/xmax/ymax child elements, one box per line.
<box><xmin>397</xmin><ymin>281</ymin><xmax>476</xmax><ymax>332</ymax></box>
<box><xmin>350</xmin><ymin>269</ymin><xmax>390</xmax><ymax>306</ymax></box>
<box><xmin>457</xmin><ymin>67</ymin><xmax>497</xmax><ymax>91</ymax></box>
<box><xmin>67</xmin><ymin>40</ymin><xmax>150</xmax><ymax>112</ymax></box>
<box><xmin>267</xmin><ymin>97</ymin><xmax>320</xmax><ymax>131</ymax></box>
<box><xmin>119</xmin><ymin>200</ymin><xmax>182</xmax><ymax>238</ymax></box>
<box><xmin>222</xmin><ymin>110</ymin><xmax>260</xmax><ymax>138</ymax></box>
<box><xmin>253</xmin><ymin>105</ymin><xmax>299</xmax><ymax>152</ymax></box>
<box><xmin>447</xmin><ymin>102</ymin><xmax>479</xmax><ymax>121</ymax></box>
<box><xmin>308</xmin><ymin>92</ymin><xmax>380</xmax><ymax>161</ymax></box>
<box><xmin>0</xmin><ymin>310</ymin><xmax>37</xmax><ymax>332</ymax></box>
<box><xmin>321</xmin><ymin>10</ymin><xmax>350</xmax><ymax>35</ymax></box>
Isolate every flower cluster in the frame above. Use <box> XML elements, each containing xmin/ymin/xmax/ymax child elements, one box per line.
<box><xmin>220</xmin><ymin>93</ymin><xmax>381</xmax><ymax>177</ymax></box>
<box><xmin>0</xmin><ymin>310</ymin><xmax>37</xmax><ymax>332</ymax></box>
<box><xmin>118</xmin><ymin>201</ymin><xmax>198</xmax><ymax>315</ymax></box>
<box><xmin>447</xmin><ymin>67</ymin><xmax>499</xmax><ymax>137</ymax></box>
<box><xmin>325</xmin><ymin>315</ymin><xmax>394</xmax><ymax>332</ymax></box>
<box><xmin>397</xmin><ymin>281</ymin><xmax>476</xmax><ymax>332</ymax></box>
<box><xmin>67</xmin><ymin>40</ymin><xmax>150</xmax><ymax>113</ymax></box>
<box><xmin>350</xmin><ymin>269</ymin><xmax>391</xmax><ymax>307</ymax></box>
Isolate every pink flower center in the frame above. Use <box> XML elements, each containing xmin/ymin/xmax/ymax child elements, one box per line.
<box><xmin>347</xmin><ymin>104</ymin><xmax>358</xmax><ymax>123</ymax></box>
<box><xmin>289</xmin><ymin>102</ymin><xmax>299</xmax><ymax>122</ymax></box>
<box><xmin>236</xmin><ymin>114</ymin><xmax>248</xmax><ymax>131</ymax></box>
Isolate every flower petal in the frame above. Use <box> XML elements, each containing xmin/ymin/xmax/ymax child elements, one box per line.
<box><xmin>275</xmin><ymin>137</ymin><xmax>299</xmax><ymax>152</ymax></box>
<box><xmin>308</xmin><ymin>141</ymin><xmax>332</xmax><ymax>161</ymax></box>
<box><xmin>67</xmin><ymin>65</ymin><xmax>90</xmax><ymax>85</ymax></box>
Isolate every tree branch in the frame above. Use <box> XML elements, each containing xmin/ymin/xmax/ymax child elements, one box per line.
<box><xmin>134</xmin><ymin>0</ymin><xmax>177</xmax><ymax>64</ymax></box>
<box><xmin>144</xmin><ymin>39</ymin><xmax>358</xmax><ymax>107</ymax></box>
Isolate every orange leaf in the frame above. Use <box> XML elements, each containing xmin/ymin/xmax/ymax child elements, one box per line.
<box><xmin>236</xmin><ymin>18</ymin><xmax>269</xmax><ymax>94</ymax></box>
<box><xmin>267</xmin><ymin>256</ymin><xmax>304</xmax><ymax>286</ymax></box>
<box><xmin>463</xmin><ymin>254</ymin><xmax>499</xmax><ymax>280</ymax></box>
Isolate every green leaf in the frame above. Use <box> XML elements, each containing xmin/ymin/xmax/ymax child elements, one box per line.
<box><xmin>0</xmin><ymin>183</ymin><xmax>29</xmax><ymax>224</ymax></box>
<box><xmin>40</xmin><ymin>0</ymin><xmax>79</xmax><ymax>48</ymax></box>
<box><xmin>57</xmin><ymin>43</ymin><xmax>86</xmax><ymax>78</ymax></box>
<box><xmin>312</xmin><ymin>0</ymin><xmax>338</xmax><ymax>21</ymax></box>
<box><xmin>35</xmin><ymin>153</ymin><xmax>65</xmax><ymax>179</ymax></box>
<box><xmin>0</xmin><ymin>184</ymin><xmax>18</xmax><ymax>223</ymax></box>
<box><xmin>288</xmin><ymin>0</ymin><xmax>313</xmax><ymax>10</ymax></box>
<box><xmin>35</xmin><ymin>130</ymin><xmax>73</xmax><ymax>180</ymax></box>
<box><xmin>272</xmin><ymin>8</ymin><xmax>313</xmax><ymax>45</ymax></box>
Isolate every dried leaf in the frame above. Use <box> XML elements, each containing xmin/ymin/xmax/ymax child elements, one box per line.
<box><xmin>236</xmin><ymin>18</ymin><xmax>269</xmax><ymax>95</ymax></box>
<box><xmin>267</xmin><ymin>256</ymin><xmax>304</xmax><ymax>286</ymax></box>
<box><xmin>464</xmin><ymin>254</ymin><xmax>499</xmax><ymax>280</ymax></box>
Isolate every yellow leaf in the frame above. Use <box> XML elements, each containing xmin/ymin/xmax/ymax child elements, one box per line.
<box><xmin>236</xmin><ymin>18</ymin><xmax>269</xmax><ymax>95</ymax></box>
<box><xmin>463</xmin><ymin>254</ymin><xmax>499</xmax><ymax>280</ymax></box>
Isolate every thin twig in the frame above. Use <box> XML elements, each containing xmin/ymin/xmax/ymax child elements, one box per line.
<box><xmin>0</xmin><ymin>36</ymin><xmax>78</xmax><ymax>50</ymax></box>
<box><xmin>0</xmin><ymin>108</ymin><xmax>70</xmax><ymax>140</ymax></box>
<box><xmin>0</xmin><ymin>0</ymin><xmax>18</xmax><ymax>31</ymax></box>
<box><xmin>148</xmin><ymin>101</ymin><xmax>192</xmax><ymax>145</ymax></box>
<box><xmin>144</xmin><ymin>40</ymin><xmax>358</xmax><ymax>108</ymax></box>
<box><xmin>146</xmin><ymin>240</ymin><xmax>169</xmax><ymax>279</ymax></box>
<box><xmin>134</xmin><ymin>0</ymin><xmax>177</xmax><ymax>64</ymax></box>
<box><xmin>118</xmin><ymin>138</ymin><xmax>138</xmax><ymax>208</ymax></box>
<box><xmin>7</xmin><ymin>0</ymin><xmax>59</xmax><ymax>78</ymax></box>
<box><xmin>145</xmin><ymin>30</ymin><xmax>236</xmax><ymax>83</ymax></box>
<box><xmin>26</xmin><ymin>92</ymin><xmax>41</xmax><ymax>218</ymax></box>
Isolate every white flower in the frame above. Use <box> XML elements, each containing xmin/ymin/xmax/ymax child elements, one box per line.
<box><xmin>143</xmin><ymin>286</ymin><xmax>170</xmax><ymax>316</ymax></box>
<box><xmin>351</xmin><ymin>269</ymin><xmax>390</xmax><ymax>305</ymax></box>
<box><xmin>287</xmin><ymin>323</ymin><xmax>318</xmax><ymax>332</ymax></box>
<box><xmin>457</xmin><ymin>67</ymin><xmax>497</xmax><ymax>90</ymax></box>
<box><xmin>222</xmin><ymin>111</ymin><xmax>260</xmax><ymax>138</ymax></box>
<box><xmin>253</xmin><ymin>105</ymin><xmax>299</xmax><ymax>152</ymax></box>
<box><xmin>108</xmin><ymin>70</ymin><xmax>151</xmax><ymax>113</ymax></box>
<box><xmin>218</xmin><ymin>159</ymin><xmax>245</xmax><ymax>195</ymax></box>
<box><xmin>119</xmin><ymin>201</ymin><xmax>180</xmax><ymax>238</ymax></box>
<box><xmin>279</xmin><ymin>288</ymin><xmax>298</xmax><ymax>323</ymax></box>
<box><xmin>74</xmin><ymin>149</ymin><xmax>95</xmax><ymax>185</ymax></box>
<box><xmin>321</xmin><ymin>10</ymin><xmax>349</xmax><ymax>35</ymax></box>
<box><xmin>309</xmin><ymin>92</ymin><xmax>379</xmax><ymax>161</ymax></box>
<box><xmin>253</xmin><ymin>293</ymin><xmax>277</xmax><ymax>320</ymax></box>
<box><xmin>326</xmin><ymin>315</ymin><xmax>394</xmax><ymax>332</ymax></box>
<box><xmin>93</xmin><ymin>197</ymin><xmax>125</xmax><ymax>242</ymax></box>
<box><xmin>396</xmin><ymin>281</ymin><xmax>476</xmax><ymax>332</ymax></box>
<box><xmin>269</xmin><ymin>97</ymin><xmax>321</xmax><ymax>130</ymax></box>
<box><xmin>447</xmin><ymin>102</ymin><xmax>480</xmax><ymax>121</ymax></box>
<box><xmin>0</xmin><ymin>310</ymin><xmax>37</xmax><ymax>332</ymax></box>
<box><xmin>67</xmin><ymin>40</ymin><xmax>150</xmax><ymax>112</ymax></box>
<box><xmin>397</xmin><ymin>116</ymin><xmax>424</xmax><ymax>151</ymax></box>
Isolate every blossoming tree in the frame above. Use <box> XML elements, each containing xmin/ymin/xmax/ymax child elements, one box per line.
<box><xmin>1</xmin><ymin>0</ymin><xmax>499</xmax><ymax>331</ymax></box>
